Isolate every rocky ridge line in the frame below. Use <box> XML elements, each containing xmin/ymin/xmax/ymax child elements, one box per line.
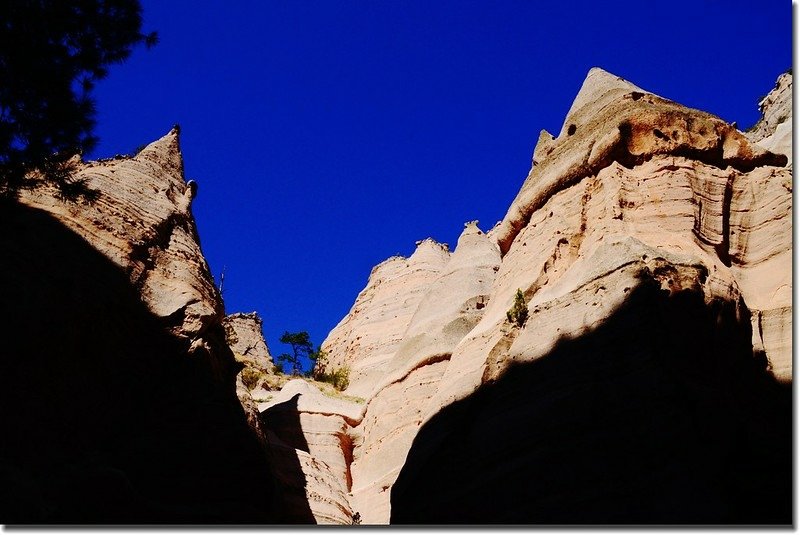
<box><xmin>271</xmin><ymin>68</ymin><xmax>792</xmax><ymax>524</ymax></box>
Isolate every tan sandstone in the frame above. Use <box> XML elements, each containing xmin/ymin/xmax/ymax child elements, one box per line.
<box><xmin>18</xmin><ymin>128</ymin><xmax>222</xmax><ymax>344</ymax></box>
<box><xmin>259</xmin><ymin>379</ymin><xmax>363</xmax><ymax>524</ymax></box>
<box><xmin>310</xmin><ymin>68</ymin><xmax>792</xmax><ymax>523</ymax></box>
<box><xmin>320</xmin><ymin>238</ymin><xmax>451</xmax><ymax>397</ymax></box>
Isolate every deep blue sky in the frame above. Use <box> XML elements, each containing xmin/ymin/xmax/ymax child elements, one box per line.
<box><xmin>91</xmin><ymin>1</ymin><xmax>791</xmax><ymax>361</ymax></box>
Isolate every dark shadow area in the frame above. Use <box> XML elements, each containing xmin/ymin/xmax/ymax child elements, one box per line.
<box><xmin>391</xmin><ymin>276</ymin><xmax>791</xmax><ymax>525</ymax></box>
<box><xmin>0</xmin><ymin>201</ymin><xmax>277</xmax><ymax>523</ymax></box>
<box><xmin>259</xmin><ymin>394</ymin><xmax>316</xmax><ymax>524</ymax></box>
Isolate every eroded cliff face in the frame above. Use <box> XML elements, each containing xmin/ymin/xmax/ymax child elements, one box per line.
<box><xmin>224</xmin><ymin>312</ymin><xmax>274</xmax><ymax>371</ymax></box>
<box><xmin>259</xmin><ymin>380</ymin><xmax>362</xmax><ymax>524</ymax></box>
<box><xmin>321</xmin><ymin>238</ymin><xmax>452</xmax><ymax>397</ymax></box>
<box><xmin>6</xmin><ymin>64</ymin><xmax>787</xmax><ymax>525</ymax></box>
<box><xmin>223</xmin><ymin>312</ymin><xmax>277</xmax><ymax>440</ymax></box>
<box><xmin>348</xmin><ymin>222</ymin><xmax>501</xmax><ymax>523</ymax></box>
<box><xmin>1</xmin><ymin>129</ymin><xmax>277</xmax><ymax>522</ymax></box>
<box><xmin>19</xmin><ymin>128</ymin><xmax>221</xmax><ymax>343</ymax></box>
<box><xmin>286</xmin><ymin>69</ymin><xmax>792</xmax><ymax>524</ymax></box>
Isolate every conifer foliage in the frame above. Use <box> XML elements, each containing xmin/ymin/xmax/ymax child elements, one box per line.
<box><xmin>0</xmin><ymin>1</ymin><xmax>157</xmax><ymax>199</ymax></box>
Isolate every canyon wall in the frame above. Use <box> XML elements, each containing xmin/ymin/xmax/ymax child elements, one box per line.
<box><xmin>1</xmin><ymin>129</ymin><xmax>278</xmax><ymax>523</ymax></box>
<box><xmin>282</xmin><ymin>68</ymin><xmax>791</xmax><ymax>524</ymax></box>
<box><xmin>2</xmin><ymin>67</ymin><xmax>789</xmax><ymax>525</ymax></box>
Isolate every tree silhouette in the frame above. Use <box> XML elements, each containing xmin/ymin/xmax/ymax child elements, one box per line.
<box><xmin>0</xmin><ymin>1</ymin><xmax>157</xmax><ymax>199</ymax></box>
<box><xmin>277</xmin><ymin>331</ymin><xmax>315</xmax><ymax>376</ymax></box>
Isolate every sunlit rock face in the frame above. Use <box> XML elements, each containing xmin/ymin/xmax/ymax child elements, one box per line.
<box><xmin>2</xmin><ymin>129</ymin><xmax>277</xmax><ymax>522</ymax></box>
<box><xmin>224</xmin><ymin>312</ymin><xmax>274</xmax><ymax>371</ymax></box>
<box><xmin>259</xmin><ymin>380</ymin><xmax>362</xmax><ymax>524</ymax></box>
<box><xmin>19</xmin><ymin>128</ymin><xmax>222</xmax><ymax>343</ymax></box>
<box><xmin>738</xmin><ymin>72</ymin><xmax>793</xmax><ymax>381</ymax></box>
<box><xmin>313</xmin><ymin>69</ymin><xmax>791</xmax><ymax>524</ymax></box>
<box><xmin>746</xmin><ymin>71</ymin><xmax>792</xmax><ymax>162</ymax></box>
<box><xmin>320</xmin><ymin>238</ymin><xmax>451</xmax><ymax>398</ymax></box>
<box><xmin>348</xmin><ymin>222</ymin><xmax>501</xmax><ymax>524</ymax></box>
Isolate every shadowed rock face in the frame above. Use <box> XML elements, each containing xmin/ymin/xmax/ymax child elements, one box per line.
<box><xmin>0</xmin><ymin>202</ymin><xmax>276</xmax><ymax>523</ymax></box>
<box><xmin>18</xmin><ymin>128</ymin><xmax>222</xmax><ymax>344</ymax></box>
<box><xmin>390</xmin><ymin>281</ymin><xmax>791</xmax><ymax>524</ymax></box>
<box><xmin>305</xmin><ymin>69</ymin><xmax>792</xmax><ymax>525</ymax></box>
<box><xmin>259</xmin><ymin>380</ymin><xmax>362</xmax><ymax>524</ymax></box>
<box><xmin>11</xmin><ymin>67</ymin><xmax>784</xmax><ymax>525</ymax></box>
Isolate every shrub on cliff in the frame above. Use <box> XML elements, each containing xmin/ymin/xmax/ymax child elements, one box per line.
<box><xmin>506</xmin><ymin>289</ymin><xmax>529</xmax><ymax>328</ymax></box>
<box><xmin>317</xmin><ymin>367</ymin><xmax>350</xmax><ymax>391</ymax></box>
<box><xmin>241</xmin><ymin>367</ymin><xmax>262</xmax><ymax>390</ymax></box>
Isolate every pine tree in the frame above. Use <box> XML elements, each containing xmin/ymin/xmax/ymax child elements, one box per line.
<box><xmin>0</xmin><ymin>1</ymin><xmax>157</xmax><ymax>199</ymax></box>
<box><xmin>277</xmin><ymin>331</ymin><xmax>315</xmax><ymax>376</ymax></box>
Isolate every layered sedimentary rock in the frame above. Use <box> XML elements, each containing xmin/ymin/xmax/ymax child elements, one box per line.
<box><xmin>19</xmin><ymin>128</ymin><xmax>221</xmax><ymax>344</ymax></box>
<box><xmin>321</xmin><ymin>239</ymin><xmax>451</xmax><ymax>397</ymax></box>
<box><xmin>391</xmin><ymin>69</ymin><xmax>791</xmax><ymax>523</ymax></box>
<box><xmin>2</xmin><ymin>128</ymin><xmax>276</xmax><ymax>522</ymax></box>
<box><xmin>223</xmin><ymin>311</ymin><xmax>276</xmax><ymax>436</ymax></box>
<box><xmin>309</xmin><ymin>69</ymin><xmax>792</xmax><ymax>524</ymax></box>
<box><xmin>348</xmin><ymin>222</ymin><xmax>501</xmax><ymax>523</ymax></box>
<box><xmin>737</xmin><ymin>72</ymin><xmax>793</xmax><ymax>381</ymax></box>
<box><xmin>259</xmin><ymin>380</ymin><xmax>362</xmax><ymax>524</ymax></box>
<box><xmin>224</xmin><ymin>312</ymin><xmax>274</xmax><ymax>371</ymax></box>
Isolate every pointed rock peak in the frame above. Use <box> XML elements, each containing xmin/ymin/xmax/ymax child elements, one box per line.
<box><xmin>562</xmin><ymin>67</ymin><xmax>647</xmax><ymax>133</ymax></box>
<box><xmin>140</xmin><ymin>126</ymin><xmax>181</xmax><ymax>154</ymax></box>
<box><xmin>453</xmin><ymin>220</ymin><xmax>490</xmax><ymax>252</ymax></box>
<box><xmin>582</xmin><ymin>67</ymin><xmax>645</xmax><ymax>96</ymax></box>
<box><xmin>533</xmin><ymin>129</ymin><xmax>557</xmax><ymax>163</ymax></box>
<box><xmin>538</xmin><ymin>129</ymin><xmax>555</xmax><ymax>144</ymax></box>
<box><xmin>134</xmin><ymin>126</ymin><xmax>185</xmax><ymax>177</ymax></box>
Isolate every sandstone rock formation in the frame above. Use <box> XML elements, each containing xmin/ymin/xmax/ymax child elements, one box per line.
<box><xmin>293</xmin><ymin>68</ymin><xmax>792</xmax><ymax>524</ymax></box>
<box><xmin>19</xmin><ymin>128</ymin><xmax>221</xmax><ymax>345</ymax></box>
<box><xmin>739</xmin><ymin>71</ymin><xmax>793</xmax><ymax>382</ymax></box>
<box><xmin>223</xmin><ymin>311</ymin><xmax>277</xmax><ymax>437</ymax></box>
<box><xmin>746</xmin><ymin>71</ymin><xmax>792</xmax><ymax>160</ymax></box>
<box><xmin>347</xmin><ymin>221</ymin><xmax>501</xmax><ymax>523</ymax></box>
<box><xmin>1</xmin><ymin>128</ymin><xmax>277</xmax><ymax>522</ymax></box>
<box><xmin>4</xmin><ymin>66</ymin><xmax>788</xmax><ymax>525</ymax></box>
<box><xmin>259</xmin><ymin>380</ymin><xmax>362</xmax><ymax>524</ymax></box>
<box><xmin>321</xmin><ymin>238</ymin><xmax>451</xmax><ymax>397</ymax></box>
<box><xmin>224</xmin><ymin>312</ymin><xmax>274</xmax><ymax>371</ymax></box>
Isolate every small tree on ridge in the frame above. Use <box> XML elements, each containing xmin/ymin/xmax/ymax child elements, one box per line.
<box><xmin>277</xmin><ymin>331</ymin><xmax>314</xmax><ymax>376</ymax></box>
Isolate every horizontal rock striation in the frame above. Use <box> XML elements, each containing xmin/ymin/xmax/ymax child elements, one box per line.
<box><xmin>2</xmin><ymin>129</ymin><xmax>278</xmax><ymax>522</ymax></box>
<box><xmin>494</xmin><ymin>68</ymin><xmax>786</xmax><ymax>257</ymax></box>
<box><xmin>224</xmin><ymin>312</ymin><xmax>274</xmax><ymax>371</ymax></box>
<box><xmin>259</xmin><ymin>380</ymin><xmax>362</xmax><ymax>524</ymax></box>
<box><xmin>314</xmin><ymin>68</ymin><xmax>792</xmax><ymax>524</ymax></box>
<box><xmin>320</xmin><ymin>238</ymin><xmax>451</xmax><ymax>397</ymax></box>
